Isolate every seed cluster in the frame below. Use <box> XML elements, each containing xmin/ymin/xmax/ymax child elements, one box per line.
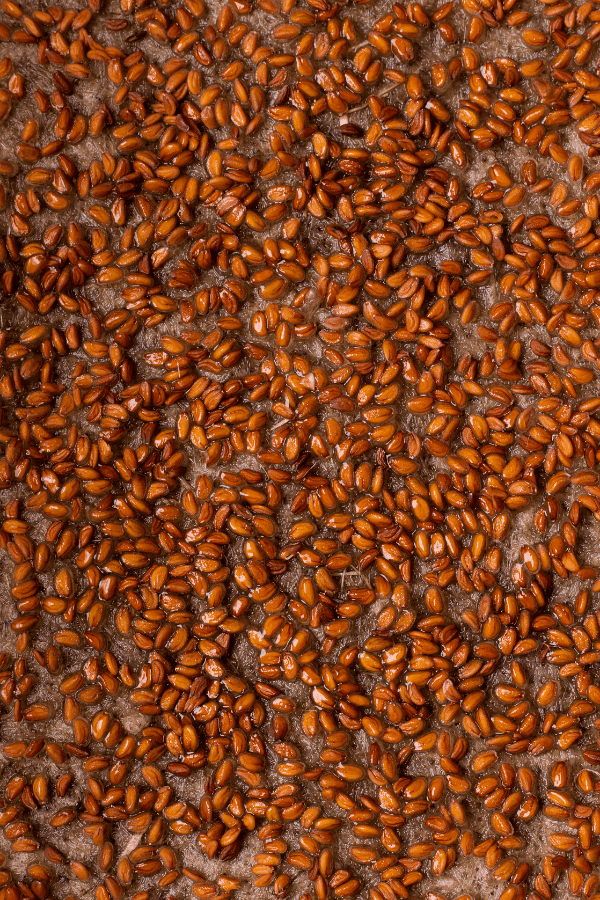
<box><xmin>2</xmin><ymin>0</ymin><xmax>600</xmax><ymax>899</ymax></box>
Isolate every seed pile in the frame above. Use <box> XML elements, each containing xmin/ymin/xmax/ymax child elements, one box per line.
<box><xmin>3</xmin><ymin>0</ymin><xmax>600</xmax><ymax>898</ymax></box>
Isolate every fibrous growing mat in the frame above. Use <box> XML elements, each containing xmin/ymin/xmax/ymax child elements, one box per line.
<box><xmin>2</xmin><ymin>1</ymin><xmax>600</xmax><ymax>900</ymax></box>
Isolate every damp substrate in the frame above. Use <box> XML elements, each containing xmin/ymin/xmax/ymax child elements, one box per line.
<box><xmin>1</xmin><ymin>1</ymin><xmax>600</xmax><ymax>900</ymax></box>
